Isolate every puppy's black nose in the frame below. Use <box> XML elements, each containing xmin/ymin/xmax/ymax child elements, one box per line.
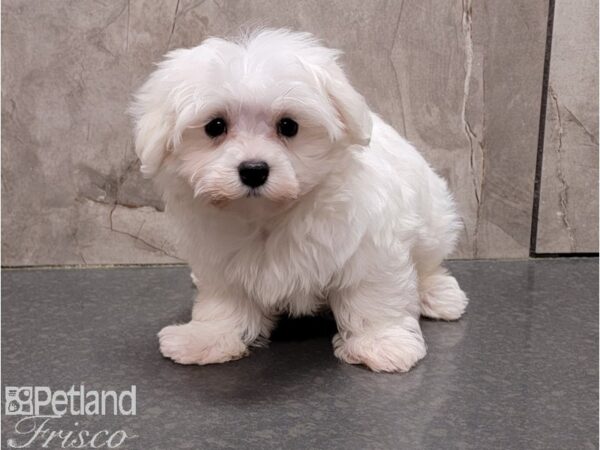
<box><xmin>238</xmin><ymin>160</ymin><xmax>269</xmax><ymax>188</ymax></box>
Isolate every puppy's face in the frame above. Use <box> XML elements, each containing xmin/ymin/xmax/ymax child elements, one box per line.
<box><xmin>132</xmin><ymin>30</ymin><xmax>372</xmax><ymax>214</ymax></box>
<box><xmin>174</xmin><ymin>74</ymin><xmax>336</xmax><ymax>207</ymax></box>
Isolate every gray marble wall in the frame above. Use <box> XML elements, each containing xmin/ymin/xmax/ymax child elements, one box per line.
<box><xmin>1</xmin><ymin>0</ymin><xmax>596</xmax><ymax>266</ymax></box>
<box><xmin>536</xmin><ymin>0</ymin><xmax>599</xmax><ymax>253</ymax></box>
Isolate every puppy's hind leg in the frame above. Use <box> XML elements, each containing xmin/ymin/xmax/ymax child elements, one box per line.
<box><xmin>412</xmin><ymin>230</ymin><xmax>468</xmax><ymax>321</ymax></box>
<box><xmin>419</xmin><ymin>267</ymin><xmax>468</xmax><ymax>321</ymax></box>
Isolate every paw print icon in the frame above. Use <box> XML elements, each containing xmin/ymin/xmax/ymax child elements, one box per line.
<box><xmin>4</xmin><ymin>387</ymin><xmax>33</xmax><ymax>415</ymax></box>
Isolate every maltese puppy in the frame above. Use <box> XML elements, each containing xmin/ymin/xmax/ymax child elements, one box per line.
<box><xmin>131</xmin><ymin>29</ymin><xmax>468</xmax><ymax>372</ymax></box>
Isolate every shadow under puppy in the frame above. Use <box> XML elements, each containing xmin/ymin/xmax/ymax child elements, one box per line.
<box><xmin>131</xmin><ymin>29</ymin><xmax>468</xmax><ymax>373</ymax></box>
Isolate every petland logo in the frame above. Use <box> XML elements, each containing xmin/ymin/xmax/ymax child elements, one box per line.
<box><xmin>4</xmin><ymin>385</ymin><xmax>138</xmax><ymax>448</ymax></box>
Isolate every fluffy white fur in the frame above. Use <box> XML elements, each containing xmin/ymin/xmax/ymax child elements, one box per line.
<box><xmin>131</xmin><ymin>29</ymin><xmax>468</xmax><ymax>373</ymax></box>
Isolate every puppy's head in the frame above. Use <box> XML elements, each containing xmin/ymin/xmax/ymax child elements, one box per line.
<box><xmin>131</xmin><ymin>29</ymin><xmax>371</xmax><ymax>211</ymax></box>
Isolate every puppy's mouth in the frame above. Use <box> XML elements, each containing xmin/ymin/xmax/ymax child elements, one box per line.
<box><xmin>246</xmin><ymin>188</ymin><xmax>263</xmax><ymax>198</ymax></box>
<box><xmin>207</xmin><ymin>187</ymin><xmax>269</xmax><ymax>207</ymax></box>
<box><xmin>200</xmin><ymin>174</ymin><xmax>300</xmax><ymax>207</ymax></box>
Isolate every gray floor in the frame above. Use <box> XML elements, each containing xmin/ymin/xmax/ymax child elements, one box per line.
<box><xmin>2</xmin><ymin>259</ymin><xmax>598</xmax><ymax>449</ymax></box>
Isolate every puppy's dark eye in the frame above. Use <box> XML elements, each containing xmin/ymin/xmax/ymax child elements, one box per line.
<box><xmin>205</xmin><ymin>118</ymin><xmax>227</xmax><ymax>138</ymax></box>
<box><xmin>277</xmin><ymin>118</ymin><xmax>298</xmax><ymax>138</ymax></box>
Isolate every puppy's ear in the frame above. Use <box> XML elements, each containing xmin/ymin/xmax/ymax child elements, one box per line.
<box><xmin>130</xmin><ymin>50</ymin><xmax>186</xmax><ymax>177</ymax></box>
<box><xmin>131</xmin><ymin>100</ymin><xmax>174</xmax><ymax>177</ymax></box>
<box><xmin>321</xmin><ymin>63</ymin><xmax>372</xmax><ymax>147</ymax></box>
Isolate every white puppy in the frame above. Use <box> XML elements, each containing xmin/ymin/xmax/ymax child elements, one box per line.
<box><xmin>131</xmin><ymin>29</ymin><xmax>468</xmax><ymax>372</ymax></box>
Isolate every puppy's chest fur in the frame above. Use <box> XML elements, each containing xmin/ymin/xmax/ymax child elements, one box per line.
<box><xmin>226</xmin><ymin>220</ymin><xmax>343</xmax><ymax>309</ymax></box>
<box><xmin>177</xmin><ymin>160</ymin><xmax>377</xmax><ymax>314</ymax></box>
<box><xmin>189</xmin><ymin>203</ymin><xmax>365</xmax><ymax>314</ymax></box>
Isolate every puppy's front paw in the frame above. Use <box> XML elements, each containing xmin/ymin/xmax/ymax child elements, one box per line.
<box><xmin>332</xmin><ymin>325</ymin><xmax>426</xmax><ymax>373</ymax></box>
<box><xmin>158</xmin><ymin>323</ymin><xmax>248</xmax><ymax>365</ymax></box>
